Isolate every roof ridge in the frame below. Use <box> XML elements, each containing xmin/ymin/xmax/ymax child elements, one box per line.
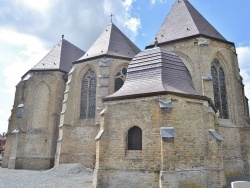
<box><xmin>77</xmin><ymin>23</ymin><xmax>140</xmax><ymax>62</ymax></box>
<box><xmin>106</xmin><ymin>23</ymin><xmax>117</xmax><ymax>54</ymax></box>
<box><xmin>31</xmin><ymin>39</ymin><xmax>85</xmax><ymax>73</ymax></box>
<box><xmin>149</xmin><ymin>0</ymin><xmax>227</xmax><ymax>46</ymax></box>
<box><xmin>182</xmin><ymin>0</ymin><xmax>200</xmax><ymax>33</ymax></box>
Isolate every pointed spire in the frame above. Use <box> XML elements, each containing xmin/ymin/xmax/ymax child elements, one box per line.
<box><xmin>77</xmin><ymin>23</ymin><xmax>140</xmax><ymax>62</ymax></box>
<box><xmin>150</xmin><ymin>0</ymin><xmax>227</xmax><ymax>45</ymax></box>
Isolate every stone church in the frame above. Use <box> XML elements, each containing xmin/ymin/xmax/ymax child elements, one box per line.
<box><xmin>3</xmin><ymin>0</ymin><xmax>250</xmax><ymax>187</ymax></box>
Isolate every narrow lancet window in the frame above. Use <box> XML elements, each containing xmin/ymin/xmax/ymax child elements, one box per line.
<box><xmin>80</xmin><ymin>70</ymin><xmax>96</xmax><ymax>119</ymax></box>
<box><xmin>211</xmin><ymin>59</ymin><xmax>228</xmax><ymax>119</ymax></box>
<box><xmin>114</xmin><ymin>66</ymin><xmax>127</xmax><ymax>92</ymax></box>
<box><xmin>128</xmin><ymin>126</ymin><xmax>142</xmax><ymax>150</ymax></box>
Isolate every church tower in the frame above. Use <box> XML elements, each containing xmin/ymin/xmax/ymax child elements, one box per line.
<box><xmin>146</xmin><ymin>0</ymin><xmax>250</xmax><ymax>183</ymax></box>
<box><xmin>54</xmin><ymin>23</ymin><xmax>140</xmax><ymax>168</ymax></box>
<box><xmin>2</xmin><ymin>37</ymin><xmax>85</xmax><ymax>169</ymax></box>
<box><xmin>94</xmin><ymin>0</ymin><xmax>250</xmax><ymax>187</ymax></box>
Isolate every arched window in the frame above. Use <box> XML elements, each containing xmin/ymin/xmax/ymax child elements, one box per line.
<box><xmin>114</xmin><ymin>66</ymin><xmax>127</xmax><ymax>92</ymax></box>
<box><xmin>211</xmin><ymin>59</ymin><xmax>229</xmax><ymax>119</ymax></box>
<box><xmin>80</xmin><ymin>69</ymin><xmax>96</xmax><ymax>119</ymax></box>
<box><xmin>128</xmin><ymin>126</ymin><xmax>142</xmax><ymax>150</ymax></box>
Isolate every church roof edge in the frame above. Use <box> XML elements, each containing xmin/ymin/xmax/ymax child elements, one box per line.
<box><xmin>146</xmin><ymin>34</ymin><xmax>235</xmax><ymax>49</ymax></box>
<box><xmin>31</xmin><ymin>39</ymin><xmax>85</xmax><ymax>73</ymax></box>
<box><xmin>77</xmin><ymin>23</ymin><xmax>140</xmax><ymax>61</ymax></box>
<box><xmin>150</xmin><ymin>0</ymin><xmax>228</xmax><ymax>45</ymax></box>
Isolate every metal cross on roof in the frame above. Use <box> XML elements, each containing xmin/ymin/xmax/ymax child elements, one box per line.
<box><xmin>109</xmin><ymin>13</ymin><xmax>114</xmax><ymax>23</ymax></box>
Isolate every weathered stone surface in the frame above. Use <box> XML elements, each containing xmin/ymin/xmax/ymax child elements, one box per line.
<box><xmin>94</xmin><ymin>95</ymin><xmax>225</xmax><ymax>187</ymax></box>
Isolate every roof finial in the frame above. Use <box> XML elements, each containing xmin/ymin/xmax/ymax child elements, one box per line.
<box><xmin>154</xmin><ymin>37</ymin><xmax>158</xmax><ymax>47</ymax></box>
<box><xmin>109</xmin><ymin>13</ymin><xmax>114</xmax><ymax>23</ymax></box>
<box><xmin>62</xmin><ymin>34</ymin><xmax>64</xmax><ymax>39</ymax></box>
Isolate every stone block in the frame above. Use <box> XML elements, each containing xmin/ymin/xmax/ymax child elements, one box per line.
<box><xmin>8</xmin><ymin>157</ymin><xmax>16</xmax><ymax>169</ymax></box>
<box><xmin>231</xmin><ymin>181</ymin><xmax>250</xmax><ymax>188</ymax></box>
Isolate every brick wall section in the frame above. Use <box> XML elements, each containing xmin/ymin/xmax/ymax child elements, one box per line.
<box><xmin>3</xmin><ymin>71</ymin><xmax>65</xmax><ymax>169</ymax></box>
<box><xmin>161</xmin><ymin>37</ymin><xmax>250</xmax><ymax>180</ymax></box>
<box><xmin>2</xmin><ymin>80</ymin><xmax>24</xmax><ymax>167</ymax></box>
<box><xmin>94</xmin><ymin>95</ymin><xmax>225</xmax><ymax>187</ymax></box>
<box><xmin>55</xmin><ymin>57</ymin><xmax>130</xmax><ymax>169</ymax></box>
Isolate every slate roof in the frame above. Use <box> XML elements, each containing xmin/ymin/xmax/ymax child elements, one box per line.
<box><xmin>77</xmin><ymin>23</ymin><xmax>140</xmax><ymax>62</ymax></box>
<box><xmin>32</xmin><ymin>39</ymin><xmax>85</xmax><ymax>73</ymax></box>
<box><xmin>150</xmin><ymin>0</ymin><xmax>227</xmax><ymax>46</ymax></box>
<box><xmin>104</xmin><ymin>47</ymin><xmax>203</xmax><ymax>101</ymax></box>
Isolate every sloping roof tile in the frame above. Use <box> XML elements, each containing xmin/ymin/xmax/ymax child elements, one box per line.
<box><xmin>105</xmin><ymin>47</ymin><xmax>202</xmax><ymax>101</ymax></box>
<box><xmin>151</xmin><ymin>0</ymin><xmax>227</xmax><ymax>45</ymax></box>
<box><xmin>32</xmin><ymin>39</ymin><xmax>85</xmax><ymax>73</ymax></box>
<box><xmin>77</xmin><ymin>23</ymin><xmax>140</xmax><ymax>61</ymax></box>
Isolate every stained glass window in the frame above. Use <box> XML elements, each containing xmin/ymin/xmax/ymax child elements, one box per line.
<box><xmin>80</xmin><ymin>70</ymin><xmax>96</xmax><ymax>119</ymax></box>
<box><xmin>128</xmin><ymin>126</ymin><xmax>142</xmax><ymax>150</ymax></box>
<box><xmin>211</xmin><ymin>59</ymin><xmax>229</xmax><ymax>119</ymax></box>
<box><xmin>114</xmin><ymin>66</ymin><xmax>127</xmax><ymax>92</ymax></box>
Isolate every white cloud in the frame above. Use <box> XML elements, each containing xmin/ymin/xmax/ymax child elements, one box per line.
<box><xmin>13</xmin><ymin>0</ymin><xmax>57</xmax><ymax>13</ymax></box>
<box><xmin>237</xmin><ymin>46</ymin><xmax>250</xmax><ymax>99</ymax></box>
<box><xmin>123</xmin><ymin>0</ymin><xmax>135</xmax><ymax>11</ymax></box>
<box><xmin>150</xmin><ymin>0</ymin><xmax>157</xmax><ymax>4</ymax></box>
<box><xmin>103</xmin><ymin>0</ymin><xmax>141</xmax><ymax>39</ymax></box>
<box><xmin>0</xmin><ymin>28</ymin><xmax>48</xmax><ymax>133</ymax></box>
<box><xmin>124</xmin><ymin>17</ymin><xmax>141</xmax><ymax>36</ymax></box>
<box><xmin>0</xmin><ymin>29</ymin><xmax>48</xmax><ymax>94</ymax></box>
<box><xmin>150</xmin><ymin>0</ymin><xmax>168</xmax><ymax>6</ymax></box>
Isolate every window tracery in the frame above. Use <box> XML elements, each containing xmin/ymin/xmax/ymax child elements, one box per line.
<box><xmin>114</xmin><ymin>66</ymin><xmax>127</xmax><ymax>92</ymax></box>
<box><xmin>80</xmin><ymin>70</ymin><xmax>96</xmax><ymax>119</ymax></box>
<box><xmin>211</xmin><ymin>59</ymin><xmax>228</xmax><ymax>119</ymax></box>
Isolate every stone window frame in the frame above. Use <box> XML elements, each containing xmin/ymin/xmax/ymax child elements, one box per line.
<box><xmin>30</xmin><ymin>81</ymin><xmax>50</xmax><ymax>131</ymax></box>
<box><xmin>211</xmin><ymin>58</ymin><xmax>229</xmax><ymax>119</ymax></box>
<box><xmin>127</xmin><ymin>126</ymin><xmax>142</xmax><ymax>150</ymax></box>
<box><xmin>80</xmin><ymin>69</ymin><xmax>97</xmax><ymax>119</ymax></box>
<box><xmin>114</xmin><ymin>65</ymin><xmax>127</xmax><ymax>92</ymax></box>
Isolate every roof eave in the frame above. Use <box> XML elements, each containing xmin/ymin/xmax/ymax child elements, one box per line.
<box><xmin>104</xmin><ymin>90</ymin><xmax>217</xmax><ymax>112</ymax></box>
<box><xmin>104</xmin><ymin>90</ymin><xmax>207</xmax><ymax>101</ymax></box>
<box><xmin>73</xmin><ymin>54</ymin><xmax>133</xmax><ymax>64</ymax></box>
<box><xmin>146</xmin><ymin>34</ymin><xmax>235</xmax><ymax>49</ymax></box>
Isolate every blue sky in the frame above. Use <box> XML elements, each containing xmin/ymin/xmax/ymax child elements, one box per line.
<box><xmin>0</xmin><ymin>0</ymin><xmax>250</xmax><ymax>133</ymax></box>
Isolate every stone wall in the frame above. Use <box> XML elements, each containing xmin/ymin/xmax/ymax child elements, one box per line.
<box><xmin>55</xmin><ymin>57</ymin><xmax>131</xmax><ymax>169</ymax></box>
<box><xmin>94</xmin><ymin>95</ymin><xmax>225</xmax><ymax>187</ymax></box>
<box><xmin>160</xmin><ymin>37</ymin><xmax>250</xmax><ymax>180</ymax></box>
<box><xmin>3</xmin><ymin>71</ymin><xmax>65</xmax><ymax>169</ymax></box>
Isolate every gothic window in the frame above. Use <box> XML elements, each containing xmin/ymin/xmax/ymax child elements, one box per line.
<box><xmin>211</xmin><ymin>59</ymin><xmax>229</xmax><ymax>119</ymax></box>
<box><xmin>80</xmin><ymin>69</ymin><xmax>96</xmax><ymax>119</ymax></box>
<box><xmin>128</xmin><ymin>126</ymin><xmax>142</xmax><ymax>150</ymax></box>
<box><xmin>114</xmin><ymin>66</ymin><xmax>127</xmax><ymax>92</ymax></box>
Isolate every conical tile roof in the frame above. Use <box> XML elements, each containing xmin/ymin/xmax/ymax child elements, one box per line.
<box><xmin>77</xmin><ymin>23</ymin><xmax>140</xmax><ymax>62</ymax></box>
<box><xmin>32</xmin><ymin>39</ymin><xmax>85</xmax><ymax>73</ymax></box>
<box><xmin>104</xmin><ymin>47</ymin><xmax>203</xmax><ymax>101</ymax></box>
<box><xmin>150</xmin><ymin>0</ymin><xmax>227</xmax><ymax>45</ymax></box>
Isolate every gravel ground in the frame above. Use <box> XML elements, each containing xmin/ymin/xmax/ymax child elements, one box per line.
<box><xmin>0</xmin><ymin>164</ymin><xmax>93</xmax><ymax>188</ymax></box>
<box><xmin>1</xmin><ymin>163</ymin><xmax>249</xmax><ymax>188</ymax></box>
